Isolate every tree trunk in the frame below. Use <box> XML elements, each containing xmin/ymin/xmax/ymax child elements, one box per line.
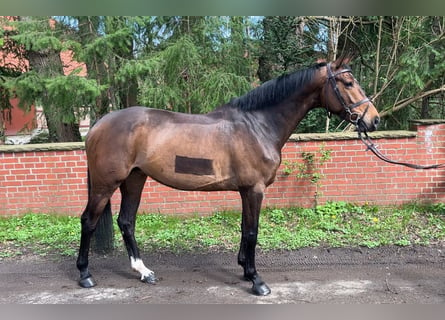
<box><xmin>26</xmin><ymin>49</ymin><xmax>81</xmax><ymax>142</ymax></box>
<box><xmin>56</xmin><ymin>122</ymin><xmax>82</xmax><ymax>142</ymax></box>
<box><xmin>0</xmin><ymin>113</ymin><xmax>4</xmax><ymax>144</ymax></box>
<box><xmin>257</xmin><ymin>17</ymin><xmax>273</xmax><ymax>82</ymax></box>
<box><xmin>421</xmin><ymin>96</ymin><xmax>430</xmax><ymax>118</ymax></box>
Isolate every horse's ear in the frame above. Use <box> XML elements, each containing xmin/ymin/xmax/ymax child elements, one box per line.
<box><xmin>333</xmin><ymin>50</ymin><xmax>356</xmax><ymax>67</ymax></box>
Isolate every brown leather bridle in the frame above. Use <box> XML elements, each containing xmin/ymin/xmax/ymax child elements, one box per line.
<box><xmin>325</xmin><ymin>63</ymin><xmax>370</xmax><ymax>125</ymax></box>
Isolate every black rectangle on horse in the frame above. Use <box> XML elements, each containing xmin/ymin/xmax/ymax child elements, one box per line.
<box><xmin>175</xmin><ymin>155</ymin><xmax>214</xmax><ymax>176</ymax></box>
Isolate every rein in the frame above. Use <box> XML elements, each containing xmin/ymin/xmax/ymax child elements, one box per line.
<box><xmin>358</xmin><ymin>130</ymin><xmax>445</xmax><ymax>170</ymax></box>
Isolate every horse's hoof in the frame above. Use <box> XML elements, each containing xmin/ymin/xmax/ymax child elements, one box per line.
<box><xmin>141</xmin><ymin>273</ymin><xmax>157</xmax><ymax>284</ymax></box>
<box><xmin>79</xmin><ymin>276</ymin><xmax>97</xmax><ymax>288</ymax></box>
<box><xmin>252</xmin><ymin>282</ymin><xmax>271</xmax><ymax>296</ymax></box>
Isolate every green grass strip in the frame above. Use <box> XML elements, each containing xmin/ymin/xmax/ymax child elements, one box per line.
<box><xmin>1</xmin><ymin>202</ymin><xmax>444</xmax><ymax>258</ymax></box>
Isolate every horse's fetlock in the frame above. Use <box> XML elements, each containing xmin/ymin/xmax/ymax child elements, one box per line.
<box><xmin>246</xmin><ymin>232</ymin><xmax>258</xmax><ymax>242</ymax></box>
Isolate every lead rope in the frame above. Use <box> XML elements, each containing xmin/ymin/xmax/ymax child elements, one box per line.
<box><xmin>358</xmin><ymin>130</ymin><xmax>445</xmax><ymax>170</ymax></box>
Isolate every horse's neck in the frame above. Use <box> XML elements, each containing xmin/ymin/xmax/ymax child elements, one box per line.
<box><xmin>259</xmin><ymin>96</ymin><xmax>317</xmax><ymax>150</ymax></box>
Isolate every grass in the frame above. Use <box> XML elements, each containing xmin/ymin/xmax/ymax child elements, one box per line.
<box><xmin>1</xmin><ymin>201</ymin><xmax>444</xmax><ymax>259</ymax></box>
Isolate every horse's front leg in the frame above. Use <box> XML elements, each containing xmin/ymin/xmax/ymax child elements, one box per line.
<box><xmin>238</xmin><ymin>185</ymin><xmax>271</xmax><ymax>296</ymax></box>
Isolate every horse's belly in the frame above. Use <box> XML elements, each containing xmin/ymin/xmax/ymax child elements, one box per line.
<box><xmin>150</xmin><ymin>171</ymin><xmax>235</xmax><ymax>191</ymax></box>
<box><xmin>139</xmin><ymin>153</ymin><xmax>236</xmax><ymax>191</ymax></box>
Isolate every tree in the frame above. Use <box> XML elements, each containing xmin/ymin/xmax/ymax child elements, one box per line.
<box><xmin>135</xmin><ymin>17</ymin><xmax>254</xmax><ymax>114</ymax></box>
<box><xmin>350</xmin><ymin>16</ymin><xmax>445</xmax><ymax>129</ymax></box>
<box><xmin>0</xmin><ymin>16</ymin><xmax>101</xmax><ymax>142</ymax></box>
<box><xmin>257</xmin><ymin>16</ymin><xmax>314</xmax><ymax>82</ymax></box>
<box><xmin>71</xmin><ymin>16</ymin><xmax>143</xmax><ymax>122</ymax></box>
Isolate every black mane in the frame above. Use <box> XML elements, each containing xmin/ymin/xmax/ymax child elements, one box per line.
<box><xmin>230</xmin><ymin>62</ymin><xmax>326</xmax><ymax>111</ymax></box>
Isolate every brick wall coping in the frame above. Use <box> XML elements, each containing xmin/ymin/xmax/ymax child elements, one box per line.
<box><xmin>0</xmin><ymin>130</ymin><xmax>418</xmax><ymax>153</ymax></box>
<box><xmin>409</xmin><ymin>119</ymin><xmax>445</xmax><ymax>126</ymax></box>
<box><xmin>0</xmin><ymin>142</ymin><xmax>85</xmax><ymax>153</ymax></box>
<box><xmin>288</xmin><ymin>130</ymin><xmax>416</xmax><ymax>142</ymax></box>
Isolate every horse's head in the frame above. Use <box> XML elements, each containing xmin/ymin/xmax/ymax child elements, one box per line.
<box><xmin>321</xmin><ymin>55</ymin><xmax>380</xmax><ymax>132</ymax></box>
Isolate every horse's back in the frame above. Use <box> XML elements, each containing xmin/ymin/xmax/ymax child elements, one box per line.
<box><xmin>85</xmin><ymin>107</ymin><xmax>237</xmax><ymax>190</ymax></box>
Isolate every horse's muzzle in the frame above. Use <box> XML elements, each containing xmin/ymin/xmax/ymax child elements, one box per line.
<box><xmin>358</xmin><ymin>115</ymin><xmax>380</xmax><ymax>133</ymax></box>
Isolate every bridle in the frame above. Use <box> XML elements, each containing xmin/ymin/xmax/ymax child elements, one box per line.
<box><xmin>324</xmin><ymin>63</ymin><xmax>370</xmax><ymax>125</ymax></box>
<box><xmin>325</xmin><ymin>63</ymin><xmax>445</xmax><ymax>170</ymax></box>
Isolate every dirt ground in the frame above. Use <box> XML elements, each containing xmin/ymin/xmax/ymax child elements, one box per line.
<box><xmin>1</xmin><ymin>245</ymin><xmax>444</xmax><ymax>304</ymax></box>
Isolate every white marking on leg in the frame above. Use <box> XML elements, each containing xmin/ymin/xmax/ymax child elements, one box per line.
<box><xmin>130</xmin><ymin>256</ymin><xmax>155</xmax><ymax>281</ymax></box>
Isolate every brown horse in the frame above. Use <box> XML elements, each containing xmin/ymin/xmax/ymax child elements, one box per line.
<box><xmin>76</xmin><ymin>55</ymin><xmax>380</xmax><ymax>296</ymax></box>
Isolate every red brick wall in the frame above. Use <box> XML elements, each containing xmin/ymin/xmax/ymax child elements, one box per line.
<box><xmin>1</xmin><ymin>122</ymin><xmax>445</xmax><ymax>216</ymax></box>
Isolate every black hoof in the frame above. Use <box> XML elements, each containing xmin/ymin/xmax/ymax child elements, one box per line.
<box><xmin>252</xmin><ymin>281</ymin><xmax>271</xmax><ymax>296</ymax></box>
<box><xmin>141</xmin><ymin>273</ymin><xmax>157</xmax><ymax>284</ymax></box>
<box><xmin>79</xmin><ymin>276</ymin><xmax>97</xmax><ymax>288</ymax></box>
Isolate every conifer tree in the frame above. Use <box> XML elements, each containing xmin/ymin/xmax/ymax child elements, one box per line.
<box><xmin>0</xmin><ymin>16</ymin><xmax>101</xmax><ymax>142</ymax></box>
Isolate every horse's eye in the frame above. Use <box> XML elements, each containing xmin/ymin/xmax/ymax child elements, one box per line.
<box><xmin>345</xmin><ymin>81</ymin><xmax>354</xmax><ymax>88</ymax></box>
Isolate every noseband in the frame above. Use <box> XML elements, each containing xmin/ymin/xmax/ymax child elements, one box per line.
<box><xmin>325</xmin><ymin>63</ymin><xmax>370</xmax><ymax>125</ymax></box>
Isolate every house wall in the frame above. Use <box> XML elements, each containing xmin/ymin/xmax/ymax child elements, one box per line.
<box><xmin>2</xmin><ymin>98</ymin><xmax>36</xmax><ymax>136</ymax></box>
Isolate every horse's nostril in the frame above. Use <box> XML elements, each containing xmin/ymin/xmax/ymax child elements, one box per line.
<box><xmin>374</xmin><ymin>116</ymin><xmax>380</xmax><ymax>127</ymax></box>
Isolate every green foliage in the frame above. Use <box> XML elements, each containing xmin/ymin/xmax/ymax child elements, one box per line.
<box><xmin>29</xmin><ymin>131</ymin><xmax>50</xmax><ymax>144</ymax></box>
<box><xmin>0</xmin><ymin>17</ymin><xmax>103</xmax><ymax>141</ymax></box>
<box><xmin>296</xmin><ymin>145</ymin><xmax>332</xmax><ymax>184</ymax></box>
<box><xmin>4</xmin><ymin>71</ymin><xmax>102</xmax><ymax>124</ymax></box>
<box><xmin>3</xmin><ymin>71</ymin><xmax>43</xmax><ymax>111</ymax></box>
<box><xmin>162</xmin><ymin>36</ymin><xmax>202</xmax><ymax>84</ymax></box>
<box><xmin>0</xmin><ymin>214</ymin><xmax>80</xmax><ymax>257</ymax></box>
<box><xmin>116</xmin><ymin>57</ymin><xmax>161</xmax><ymax>83</ymax></box>
<box><xmin>8</xmin><ymin>17</ymin><xmax>63</xmax><ymax>52</ymax></box>
<box><xmin>196</xmin><ymin>71</ymin><xmax>251</xmax><ymax>112</ymax></box>
<box><xmin>258</xmin><ymin>17</ymin><xmax>316</xmax><ymax>81</ymax></box>
<box><xmin>259</xmin><ymin>16</ymin><xmax>445</xmax><ymax>132</ymax></box>
<box><xmin>44</xmin><ymin>75</ymin><xmax>104</xmax><ymax>122</ymax></box>
<box><xmin>138</xmin><ymin>35</ymin><xmax>252</xmax><ymax>113</ymax></box>
<box><xmin>356</xmin><ymin>16</ymin><xmax>445</xmax><ymax>129</ymax></box>
<box><xmin>82</xmin><ymin>27</ymin><xmax>133</xmax><ymax>62</ymax></box>
<box><xmin>1</xmin><ymin>202</ymin><xmax>444</xmax><ymax>258</ymax></box>
<box><xmin>282</xmin><ymin>144</ymin><xmax>332</xmax><ymax>205</ymax></box>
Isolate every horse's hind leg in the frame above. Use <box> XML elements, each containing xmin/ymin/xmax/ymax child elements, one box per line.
<box><xmin>117</xmin><ymin>168</ymin><xmax>156</xmax><ymax>284</ymax></box>
<box><xmin>77</xmin><ymin>194</ymin><xmax>113</xmax><ymax>288</ymax></box>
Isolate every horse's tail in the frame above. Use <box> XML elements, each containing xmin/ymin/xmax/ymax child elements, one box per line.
<box><xmin>86</xmin><ymin>167</ymin><xmax>91</xmax><ymax>196</ymax></box>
